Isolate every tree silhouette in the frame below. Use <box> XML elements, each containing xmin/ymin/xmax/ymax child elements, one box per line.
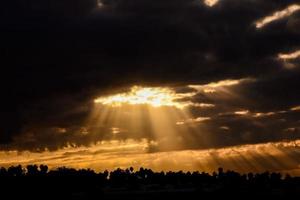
<box><xmin>7</xmin><ymin>165</ymin><xmax>24</xmax><ymax>176</ymax></box>
<box><xmin>0</xmin><ymin>165</ymin><xmax>300</xmax><ymax>199</ymax></box>
<box><xmin>26</xmin><ymin>164</ymin><xmax>39</xmax><ymax>176</ymax></box>
<box><xmin>40</xmin><ymin>164</ymin><xmax>48</xmax><ymax>175</ymax></box>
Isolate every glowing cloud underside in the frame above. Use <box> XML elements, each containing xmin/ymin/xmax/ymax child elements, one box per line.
<box><xmin>277</xmin><ymin>50</ymin><xmax>300</xmax><ymax>70</ymax></box>
<box><xmin>189</xmin><ymin>78</ymin><xmax>254</xmax><ymax>94</ymax></box>
<box><xmin>204</xmin><ymin>0</ymin><xmax>219</xmax><ymax>7</ymax></box>
<box><xmin>291</xmin><ymin>105</ymin><xmax>300</xmax><ymax>111</ymax></box>
<box><xmin>234</xmin><ymin>110</ymin><xmax>249</xmax><ymax>115</ymax></box>
<box><xmin>255</xmin><ymin>4</ymin><xmax>300</xmax><ymax>28</ymax></box>
<box><xmin>94</xmin><ymin>86</ymin><xmax>194</xmax><ymax>109</ymax></box>
<box><xmin>278</xmin><ymin>50</ymin><xmax>300</xmax><ymax>60</ymax></box>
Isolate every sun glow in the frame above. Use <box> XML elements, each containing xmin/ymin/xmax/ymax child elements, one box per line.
<box><xmin>90</xmin><ymin>85</ymin><xmax>206</xmax><ymax>152</ymax></box>
<box><xmin>3</xmin><ymin>82</ymin><xmax>300</xmax><ymax>174</ymax></box>
<box><xmin>94</xmin><ymin>86</ymin><xmax>194</xmax><ymax>109</ymax></box>
<box><xmin>204</xmin><ymin>0</ymin><xmax>219</xmax><ymax>7</ymax></box>
<box><xmin>89</xmin><ymin>80</ymin><xmax>254</xmax><ymax>154</ymax></box>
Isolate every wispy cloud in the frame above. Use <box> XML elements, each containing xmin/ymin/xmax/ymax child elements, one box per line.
<box><xmin>255</xmin><ymin>4</ymin><xmax>300</xmax><ymax>28</ymax></box>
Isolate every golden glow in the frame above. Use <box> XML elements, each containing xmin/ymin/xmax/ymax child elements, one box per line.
<box><xmin>94</xmin><ymin>79</ymin><xmax>250</xmax><ymax>109</ymax></box>
<box><xmin>91</xmin><ymin>84</ymin><xmax>220</xmax><ymax>151</ymax></box>
<box><xmin>176</xmin><ymin>117</ymin><xmax>211</xmax><ymax>125</ymax></box>
<box><xmin>90</xmin><ymin>85</ymin><xmax>205</xmax><ymax>152</ymax></box>
<box><xmin>204</xmin><ymin>79</ymin><xmax>240</xmax><ymax>87</ymax></box>
<box><xmin>189</xmin><ymin>79</ymin><xmax>239</xmax><ymax>90</ymax></box>
<box><xmin>3</xmin><ymin>81</ymin><xmax>300</xmax><ymax>174</ymax></box>
<box><xmin>255</xmin><ymin>4</ymin><xmax>300</xmax><ymax>28</ymax></box>
<box><xmin>278</xmin><ymin>50</ymin><xmax>300</xmax><ymax>60</ymax></box>
<box><xmin>193</xmin><ymin>103</ymin><xmax>215</xmax><ymax>108</ymax></box>
<box><xmin>111</xmin><ymin>127</ymin><xmax>121</xmax><ymax>135</ymax></box>
<box><xmin>254</xmin><ymin>112</ymin><xmax>276</xmax><ymax>118</ymax></box>
<box><xmin>203</xmin><ymin>88</ymin><xmax>216</xmax><ymax>93</ymax></box>
<box><xmin>189</xmin><ymin>78</ymin><xmax>254</xmax><ymax>93</ymax></box>
<box><xmin>220</xmin><ymin>110</ymin><xmax>279</xmax><ymax>118</ymax></box>
<box><xmin>234</xmin><ymin>110</ymin><xmax>249</xmax><ymax>115</ymax></box>
<box><xmin>90</xmin><ymin>81</ymin><xmax>254</xmax><ymax>154</ymax></box>
<box><xmin>291</xmin><ymin>105</ymin><xmax>300</xmax><ymax>111</ymax></box>
<box><xmin>204</xmin><ymin>0</ymin><xmax>219</xmax><ymax>7</ymax></box>
<box><xmin>54</xmin><ymin>127</ymin><xmax>67</xmax><ymax>134</ymax></box>
<box><xmin>278</xmin><ymin>50</ymin><xmax>300</xmax><ymax>69</ymax></box>
<box><xmin>94</xmin><ymin>86</ymin><xmax>194</xmax><ymax>109</ymax></box>
<box><xmin>1</xmin><ymin>140</ymin><xmax>300</xmax><ymax>175</ymax></box>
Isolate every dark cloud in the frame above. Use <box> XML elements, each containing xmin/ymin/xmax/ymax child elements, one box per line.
<box><xmin>1</xmin><ymin>0</ymin><xmax>300</xmax><ymax>151</ymax></box>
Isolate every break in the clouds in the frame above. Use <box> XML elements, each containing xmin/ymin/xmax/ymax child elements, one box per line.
<box><xmin>1</xmin><ymin>0</ymin><xmax>300</xmax><ymax>172</ymax></box>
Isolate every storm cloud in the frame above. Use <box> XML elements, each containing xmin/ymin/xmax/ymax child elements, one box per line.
<box><xmin>1</xmin><ymin>0</ymin><xmax>300</xmax><ymax>152</ymax></box>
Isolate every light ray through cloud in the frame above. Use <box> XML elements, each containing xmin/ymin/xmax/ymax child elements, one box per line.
<box><xmin>91</xmin><ymin>87</ymin><xmax>197</xmax><ymax>151</ymax></box>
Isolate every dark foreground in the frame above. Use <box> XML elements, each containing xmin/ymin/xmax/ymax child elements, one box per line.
<box><xmin>1</xmin><ymin>165</ymin><xmax>300</xmax><ymax>199</ymax></box>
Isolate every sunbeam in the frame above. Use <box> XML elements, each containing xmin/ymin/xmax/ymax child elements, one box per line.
<box><xmin>91</xmin><ymin>86</ymin><xmax>203</xmax><ymax>151</ymax></box>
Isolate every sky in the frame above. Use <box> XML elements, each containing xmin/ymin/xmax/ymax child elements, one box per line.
<box><xmin>1</xmin><ymin>0</ymin><xmax>300</xmax><ymax>174</ymax></box>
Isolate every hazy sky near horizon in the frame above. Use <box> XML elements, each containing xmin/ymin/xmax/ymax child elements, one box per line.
<box><xmin>1</xmin><ymin>0</ymin><xmax>300</xmax><ymax>173</ymax></box>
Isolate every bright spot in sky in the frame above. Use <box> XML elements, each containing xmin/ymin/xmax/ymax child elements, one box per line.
<box><xmin>92</xmin><ymin>86</ymin><xmax>204</xmax><ymax>151</ymax></box>
<box><xmin>255</xmin><ymin>4</ymin><xmax>300</xmax><ymax>28</ymax></box>
<box><xmin>204</xmin><ymin>0</ymin><xmax>219</xmax><ymax>7</ymax></box>
<box><xmin>291</xmin><ymin>105</ymin><xmax>300</xmax><ymax>111</ymax></box>
<box><xmin>278</xmin><ymin>50</ymin><xmax>300</xmax><ymax>60</ymax></box>
<box><xmin>234</xmin><ymin>110</ymin><xmax>249</xmax><ymax>115</ymax></box>
<box><xmin>97</xmin><ymin>0</ymin><xmax>103</xmax><ymax>7</ymax></box>
<box><xmin>94</xmin><ymin>86</ymin><xmax>193</xmax><ymax>109</ymax></box>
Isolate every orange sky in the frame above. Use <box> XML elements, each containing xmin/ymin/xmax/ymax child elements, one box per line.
<box><xmin>1</xmin><ymin>139</ymin><xmax>300</xmax><ymax>175</ymax></box>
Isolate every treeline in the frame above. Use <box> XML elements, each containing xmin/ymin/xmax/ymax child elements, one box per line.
<box><xmin>1</xmin><ymin>165</ymin><xmax>300</xmax><ymax>199</ymax></box>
